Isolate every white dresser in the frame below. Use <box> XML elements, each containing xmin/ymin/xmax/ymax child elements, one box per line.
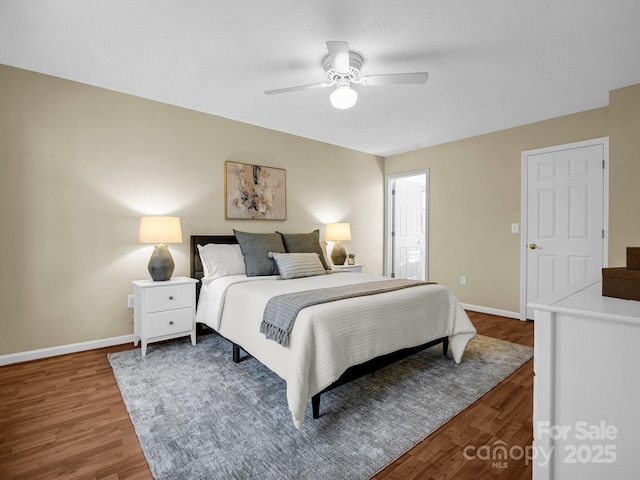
<box><xmin>529</xmin><ymin>278</ymin><xmax>640</xmax><ymax>479</ymax></box>
<box><xmin>132</xmin><ymin>277</ymin><xmax>198</xmax><ymax>356</ymax></box>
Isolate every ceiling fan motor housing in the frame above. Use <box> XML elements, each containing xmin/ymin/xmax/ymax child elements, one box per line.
<box><xmin>324</xmin><ymin>52</ymin><xmax>363</xmax><ymax>82</ymax></box>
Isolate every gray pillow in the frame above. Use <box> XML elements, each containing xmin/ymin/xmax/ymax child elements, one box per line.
<box><xmin>234</xmin><ymin>230</ymin><xmax>286</xmax><ymax>276</ymax></box>
<box><xmin>277</xmin><ymin>230</ymin><xmax>330</xmax><ymax>270</ymax></box>
<box><xmin>269</xmin><ymin>252</ymin><xmax>327</xmax><ymax>280</ymax></box>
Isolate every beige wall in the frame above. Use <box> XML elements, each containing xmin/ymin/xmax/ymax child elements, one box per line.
<box><xmin>385</xmin><ymin>108</ymin><xmax>610</xmax><ymax>313</ymax></box>
<box><xmin>3</xmin><ymin>61</ymin><xmax>639</xmax><ymax>356</ymax></box>
<box><xmin>609</xmin><ymin>83</ymin><xmax>640</xmax><ymax>266</ymax></box>
<box><xmin>387</xmin><ymin>83</ymin><xmax>640</xmax><ymax>313</ymax></box>
<box><xmin>0</xmin><ymin>65</ymin><xmax>384</xmax><ymax>355</ymax></box>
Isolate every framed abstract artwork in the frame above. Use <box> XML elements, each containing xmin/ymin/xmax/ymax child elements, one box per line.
<box><xmin>224</xmin><ymin>161</ymin><xmax>287</xmax><ymax>220</ymax></box>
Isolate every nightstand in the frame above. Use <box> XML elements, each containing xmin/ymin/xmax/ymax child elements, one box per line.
<box><xmin>132</xmin><ymin>277</ymin><xmax>198</xmax><ymax>356</ymax></box>
<box><xmin>332</xmin><ymin>264</ymin><xmax>364</xmax><ymax>273</ymax></box>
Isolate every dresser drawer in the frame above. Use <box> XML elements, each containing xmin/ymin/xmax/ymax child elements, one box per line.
<box><xmin>146</xmin><ymin>308</ymin><xmax>193</xmax><ymax>338</ymax></box>
<box><xmin>146</xmin><ymin>284</ymin><xmax>192</xmax><ymax>312</ymax></box>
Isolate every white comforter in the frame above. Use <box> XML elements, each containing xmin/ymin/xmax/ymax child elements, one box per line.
<box><xmin>196</xmin><ymin>272</ymin><xmax>476</xmax><ymax>428</ymax></box>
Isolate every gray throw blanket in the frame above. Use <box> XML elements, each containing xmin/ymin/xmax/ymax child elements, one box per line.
<box><xmin>260</xmin><ymin>279</ymin><xmax>434</xmax><ymax>346</ymax></box>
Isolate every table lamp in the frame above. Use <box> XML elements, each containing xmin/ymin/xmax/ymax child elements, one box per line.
<box><xmin>326</xmin><ymin>222</ymin><xmax>351</xmax><ymax>266</ymax></box>
<box><xmin>138</xmin><ymin>216</ymin><xmax>183</xmax><ymax>281</ymax></box>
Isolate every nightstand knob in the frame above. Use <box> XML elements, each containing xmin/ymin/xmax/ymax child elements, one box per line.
<box><xmin>169</xmin><ymin>321</ymin><xmax>174</xmax><ymax>325</ymax></box>
<box><xmin>169</xmin><ymin>296</ymin><xmax>174</xmax><ymax>300</ymax></box>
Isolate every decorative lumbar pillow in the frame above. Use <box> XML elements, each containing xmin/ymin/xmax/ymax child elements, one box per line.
<box><xmin>277</xmin><ymin>230</ymin><xmax>331</xmax><ymax>270</ymax></box>
<box><xmin>268</xmin><ymin>252</ymin><xmax>328</xmax><ymax>280</ymax></box>
<box><xmin>197</xmin><ymin>243</ymin><xmax>246</xmax><ymax>279</ymax></box>
<box><xmin>234</xmin><ymin>230</ymin><xmax>286</xmax><ymax>276</ymax></box>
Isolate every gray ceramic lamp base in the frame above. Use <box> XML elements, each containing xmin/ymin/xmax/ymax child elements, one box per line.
<box><xmin>331</xmin><ymin>241</ymin><xmax>347</xmax><ymax>266</ymax></box>
<box><xmin>148</xmin><ymin>244</ymin><xmax>175</xmax><ymax>281</ymax></box>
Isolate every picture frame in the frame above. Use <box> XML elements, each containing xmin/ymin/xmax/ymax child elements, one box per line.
<box><xmin>224</xmin><ymin>161</ymin><xmax>287</xmax><ymax>220</ymax></box>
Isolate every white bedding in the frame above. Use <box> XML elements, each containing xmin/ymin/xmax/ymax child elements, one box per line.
<box><xmin>196</xmin><ymin>272</ymin><xmax>477</xmax><ymax>428</ymax></box>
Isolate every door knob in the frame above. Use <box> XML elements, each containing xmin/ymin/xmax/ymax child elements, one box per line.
<box><xmin>529</xmin><ymin>243</ymin><xmax>538</xmax><ymax>250</ymax></box>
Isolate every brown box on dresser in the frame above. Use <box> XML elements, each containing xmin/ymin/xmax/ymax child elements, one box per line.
<box><xmin>602</xmin><ymin>267</ymin><xmax>640</xmax><ymax>301</ymax></box>
<box><xmin>627</xmin><ymin>247</ymin><xmax>640</xmax><ymax>270</ymax></box>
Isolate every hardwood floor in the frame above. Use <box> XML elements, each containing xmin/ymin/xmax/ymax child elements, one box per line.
<box><xmin>0</xmin><ymin>312</ymin><xmax>534</xmax><ymax>479</ymax></box>
<box><xmin>372</xmin><ymin>311</ymin><xmax>534</xmax><ymax>480</ymax></box>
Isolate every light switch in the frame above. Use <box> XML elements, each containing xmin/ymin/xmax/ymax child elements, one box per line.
<box><xmin>511</xmin><ymin>223</ymin><xmax>519</xmax><ymax>234</ymax></box>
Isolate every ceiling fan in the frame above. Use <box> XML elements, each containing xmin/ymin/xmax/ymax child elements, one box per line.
<box><xmin>264</xmin><ymin>41</ymin><xmax>429</xmax><ymax>109</ymax></box>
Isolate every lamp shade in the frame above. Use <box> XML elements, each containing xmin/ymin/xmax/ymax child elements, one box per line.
<box><xmin>139</xmin><ymin>216</ymin><xmax>183</xmax><ymax>244</ymax></box>
<box><xmin>325</xmin><ymin>222</ymin><xmax>351</xmax><ymax>242</ymax></box>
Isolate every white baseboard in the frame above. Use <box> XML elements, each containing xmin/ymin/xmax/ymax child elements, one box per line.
<box><xmin>461</xmin><ymin>303</ymin><xmax>522</xmax><ymax>320</ymax></box>
<box><xmin>0</xmin><ymin>334</ymin><xmax>135</xmax><ymax>366</ymax></box>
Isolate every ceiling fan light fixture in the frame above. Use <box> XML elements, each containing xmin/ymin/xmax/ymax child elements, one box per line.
<box><xmin>330</xmin><ymin>84</ymin><xmax>357</xmax><ymax>109</ymax></box>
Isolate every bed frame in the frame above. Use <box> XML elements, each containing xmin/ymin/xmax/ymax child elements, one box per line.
<box><xmin>190</xmin><ymin>234</ymin><xmax>449</xmax><ymax>420</ymax></box>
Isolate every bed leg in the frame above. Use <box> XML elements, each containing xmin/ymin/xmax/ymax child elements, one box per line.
<box><xmin>232</xmin><ymin>344</ymin><xmax>241</xmax><ymax>363</ymax></box>
<box><xmin>312</xmin><ymin>394</ymin><xmax>321</xmax><ymax>419</ymax></box>
<box><xmin>443</xmin><ymin>338</ymin><xmax>449</xmax><ymax>357</ymax></box>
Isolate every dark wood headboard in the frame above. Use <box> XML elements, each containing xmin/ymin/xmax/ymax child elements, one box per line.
<box><xmin>190</xmin><ymin>235</ymin><xmax>238</xmax><ymax>300</ymax></box>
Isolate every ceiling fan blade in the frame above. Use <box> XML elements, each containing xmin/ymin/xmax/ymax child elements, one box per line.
<box><xmin>264</xmin><ymin>82</ymin><xmax>333</xmax><ymax>95</ymax></box>
<box><xmin>326</xmin><ymin>41</ymin><xmax>350</xmax><ymax>74</ymax></box>
<box><xmin>360</xmin><ymin>72</ymin><xmax>429</xmax><ymax>86</ymax></box>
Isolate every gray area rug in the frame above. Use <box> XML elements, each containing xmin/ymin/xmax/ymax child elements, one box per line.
<box><xmin>108</xmin><ymin>333</ymin><xmax>533</xmax><ymax>480</ymax></box>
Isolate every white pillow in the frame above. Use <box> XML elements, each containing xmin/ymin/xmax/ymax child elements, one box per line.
<box><xmin>320</xmin><ymin>240</ymin><xmax>332</xmax><ymax>267</ymax></box>
<box><xmin>197</xmin><ymin>243</ymin><xmax>246</xmax><ymax>279</ymax></box>
<box><xmin>268</xmin><ymin>252</ymin><xmax>327</xmax><ymax>280</ymax></box>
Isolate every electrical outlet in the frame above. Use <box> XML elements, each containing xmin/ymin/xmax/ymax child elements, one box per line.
<box><xmin>460</xmin><ymin>276</ymin><xmax>466</xmax><ymax>286</ymax></box>
<box><xmin>127</xmin><ymin>295</ymin><xmax>134</xmax><ymax>308</ymax></box>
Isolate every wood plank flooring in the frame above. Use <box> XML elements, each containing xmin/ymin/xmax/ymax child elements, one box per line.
<box><xmin>0</xmin><ymin>312</ymin><xmax>533</xmax><ymax>479</ymax></box>
<box><xmin>372</xmin><ymin>311</ymin><xmax>534</xmax><ymax>480</ymax></box>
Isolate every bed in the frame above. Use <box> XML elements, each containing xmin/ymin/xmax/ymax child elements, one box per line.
<box><xmin>190</xmin><ymin>233</ymin><xmax>477</xmax><ymax>428</ymax></box>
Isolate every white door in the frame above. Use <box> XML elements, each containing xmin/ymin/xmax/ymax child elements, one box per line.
<box><xmin>385</xmin><ymin>171</ymin><xmax>429</xmax><ymax>280</ymax></box>
<box><xmin>522</xmin><ymin>139</ymin><xmax>607</xmax><ymax>319</ymax></box>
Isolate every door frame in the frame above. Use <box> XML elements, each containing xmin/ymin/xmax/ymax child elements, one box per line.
<box><xmin>519</xmin><ymin>137</ymin><xmax>609</xmax><ymax>320</ymax></box>
<box><xmin>384</xmin><ymin>169</ymin><xmax>430</xmax><ymax>279</ymax></box>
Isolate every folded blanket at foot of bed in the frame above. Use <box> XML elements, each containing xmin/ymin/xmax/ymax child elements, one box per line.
<box><xmin>261</xmin><ymin>279</ymin><xmax>433</xmax><ymax>346</ymax></box>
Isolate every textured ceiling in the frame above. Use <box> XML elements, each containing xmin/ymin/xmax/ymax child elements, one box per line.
<box><xmin>1</xmin><ymin>0</ymin><xmax>640</xmax><ymax>156</ymax></box>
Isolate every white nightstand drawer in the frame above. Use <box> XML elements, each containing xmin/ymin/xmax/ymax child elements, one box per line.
<box><xmin>146</xmin><ymin>284</ymin><xmax>192</xmax><ymax>312</ymax></box>
<box><xmin>146</xmin><ymin>308</ymin><xmax>193</xmax><ymax>338</ymax></box>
